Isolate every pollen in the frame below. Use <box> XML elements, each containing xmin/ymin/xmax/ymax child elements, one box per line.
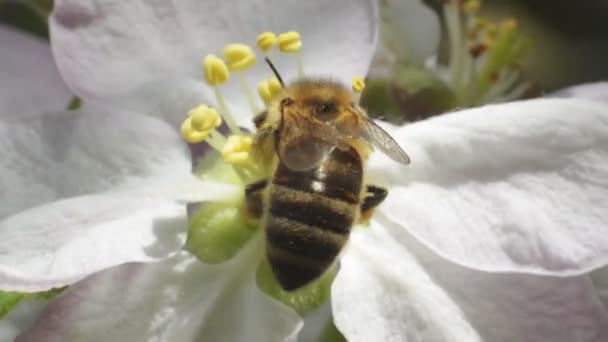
<box><xmin>257</xmin><ymin>77</ymin><xmax>282</xmax><ymax>104</ymax></box>
<box><xmin>190</xmin><ymin>105</ymin><xmax>222</xmax><ymax>131</ymax></box>
<box><xmin>223</xmin><ymin>44</ymin><xmax>257</xmax><ymax>71</ymax></box>
<box><xmin>352</xmin><ymin>76</ymin><xmax>366</xmax><ymax>93</ymax></box>
<box><xmin>256</xmin><ymin>32</ymin><xmax>277</xmax><ymax>53</ymax></box>
<box><xmin>222</xmin><ymin>135</ymin><xmax>253</xmax><ymax>165</ymax></box>
<box><xmin>277</xmin><ymin>31</ymin><xmax>302</xmax><ymax>53</ymax></box>
<box><xmin>181</xmin><ymin>105</ymin><xmax>223</xmax><ymax>144</ymax></box>
<box><xmin>203</xmin><ymin>54</ymin><xmax>230</xmax><ymax>85</ymax></box>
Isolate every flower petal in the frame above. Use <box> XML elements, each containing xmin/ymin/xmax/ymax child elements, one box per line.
<box><xmin>0</xmin><ymin>25</ymin><xmax>71</xmax><ymax>118</ymax></box>
<box><xmin>552</xmin><ymin>82</ymin><xmax>608</xmax><ymax>104</ymax></box>
<box><xmin>17</xmin><ymin>240</ymin><xmax>302</xmax><ymax>342</ymax></box>
<box><xmin>1</xmin><ymin>105</ymin><xmax>193</xmax><ymax>218</ymax></box>
<box><xmin>0</xmin><ymin>301</ymin><xmax>46</xmax><ymax>342</ymax></box>
<box><xmin>0</xmin><ymin>175</ymin><xmax>237</xmax><ymax>292</ymax></box>
<box><xmin>378</xmin><ymin>0</ymin><xmax>440</xmax><ymax>65</ymax></box>
<box><xmin>369</xmin><ymin>98</ymin><xmax>608</xmax><ymax>275</ymax></box>
<box><xmin>591</xmin><ymin>267</ymin><xmax>608</xmax><ymax>310</ymax></box>
<box><xmin>333</xmin><ymin>220</ymin><xmax>608</xmax><ymax>342</ymax></box>
<box><xmin>0</xmin><ymin>194</ymin><xmax>183</xmax><ymax>292</ymax></box>
<box><xmin>49</xmin><ymin>0</ymin><xmax>377</xmax><ymax>123</ymax></box>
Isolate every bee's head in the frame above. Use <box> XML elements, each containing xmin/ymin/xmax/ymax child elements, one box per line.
<box><xmin>279</xmin><ymin>79</ymin><xmax>354</xmax><ymax>122</ymax></box>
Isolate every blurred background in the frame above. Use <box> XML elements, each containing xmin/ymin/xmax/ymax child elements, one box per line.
<box><xmin>3</xmin><ymin>0</ymin><xmax>606</xmax><ymax>90</ymax></box>
<box><xmin>425</xmin><ymin>0</ymin><xmax>608</xmax><ymax>90</ymax></box>
<box><xmin>1</xmin><ymin>0</ymin><xmax>607</xmax><ymax>122</ymax></box>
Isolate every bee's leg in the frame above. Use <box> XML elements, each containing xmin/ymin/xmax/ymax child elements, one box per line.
<box><xmin>244</xmin><ymin>179</ymin><xmax>268</xmax><ymax>220</ymax></box>
<box><xmin>358</xmin><ymin>185</ymin><xmax>388</xmax><ymax>224</ymax></box>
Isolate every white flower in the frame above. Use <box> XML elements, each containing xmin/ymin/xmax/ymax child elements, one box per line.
<box><xmin>1</xmin><ymin>1</ymin><xmax>608</xmax><ymax>341</ymax></box>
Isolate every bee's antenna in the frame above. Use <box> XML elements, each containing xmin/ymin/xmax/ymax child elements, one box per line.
<box><xmin>265</xmin><ymin>57</ymin><xmax>285</xmax><ymax>87</ymax></box>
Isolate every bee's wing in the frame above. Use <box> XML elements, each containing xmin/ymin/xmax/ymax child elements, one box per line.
<box><xmin>361</xmin><ymin>118</ymin><xmax>410</xmax><ymax>165</ymax></box>
<box><xmin>277</xmin><ymin>112</ymin><xmax>337</xmax><ymax>171</ymax></box>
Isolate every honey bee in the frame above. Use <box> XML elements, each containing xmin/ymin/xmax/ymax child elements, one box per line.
<box><xmin>246</xmin><ymin>71</ymin><xmax>410</xmax><ymax>291</ymax></box>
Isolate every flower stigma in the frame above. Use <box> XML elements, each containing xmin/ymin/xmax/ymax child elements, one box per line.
<box><xmin>181</xmin><ymin>31</ymin><xmax>364</xmax><ymax>315</ymax></box>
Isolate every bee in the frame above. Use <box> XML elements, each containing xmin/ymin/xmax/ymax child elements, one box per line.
<box><xmin>245</xmin><ymin>67</ymin><xmax>410</xmax><ymax>291</ymax></box>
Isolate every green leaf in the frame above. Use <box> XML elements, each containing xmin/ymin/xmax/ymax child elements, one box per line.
<box><xmin>256</xmin><ymin>258</ymin><xmax>336</xmax><ymax>316</ymax></box>
<box><xmin>0</xmin><ymin>291</ymin><xmax>23</xmax><ymax>319</ymax></box>
<box><xmin>0</xmin><ymin>287</ymin><xmax>65</xmax><ymax>319</ymax></box>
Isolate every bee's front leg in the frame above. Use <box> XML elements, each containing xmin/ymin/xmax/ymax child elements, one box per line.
<box><xmin>358</xmin><ymin>184</ymin><xmax>388</xmax><ymax>224</ymax></box>
<box><xmin>244</xmin><ymin>179</ymin><xmax>268</xmax><ymax>220</ymax></box>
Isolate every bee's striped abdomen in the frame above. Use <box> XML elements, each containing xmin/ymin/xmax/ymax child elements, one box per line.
<box><xmin>266</xmin><ymin>146</ymin><xmax>363</xmax><ymax>291</ymax></box>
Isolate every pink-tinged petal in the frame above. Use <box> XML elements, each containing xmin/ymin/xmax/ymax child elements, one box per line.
<box><xmin>18</xmin><ymin>241</ymin><xmax>302</xmax><ymax>342</ymax></box>
<box><xmin>368</xmin><ymin>98</ymin><xmax>608</xmax><ymax>275</ymax></box>
<box><xmin>0</xmin><ymin>301</ymin><xmax>46</xmax><ymax>342</ymax></box>
<box><xmin>333</xmin><ymin>220</ymin><xmax>608</xmax><ymax>342</ymax></box>
<box><xmin>49</xmin><ymin>0</ymin><xmax>377</xmax><ymax>126</ymax></box>
<box><xmin>591</xmin><ymin>267</ymin><xmax>608</xmax><ymax>310</ymax></box>
<box><xmin>0</xmin><ymin>25</ymin><xmax>71</xmax><ymax>118</ymax></box>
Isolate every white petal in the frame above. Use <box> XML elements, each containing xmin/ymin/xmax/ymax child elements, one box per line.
<box><xmin>551</xmin><ymin>82</ymin><xmax>608</xmax><ymax>104</ymax></box>
<box><xmin>0</xmin><ymin>301</ymin><xmax>46</xmax><ymax>342</ymax></box>
<box><xmin>0</xmin><ymin>25</ymin><xmax>71</xmax><ymax>118</ymax></box>
<box><xmin>333</xmin><ymin>221</ymin><xmax>608</xmax><ymax>342</ymax></box>
<box><xmin>333</xmin><ymin>223</ymin><xmax>480</xmax><ymax>342</ymax></box>
<box><xmin>49</xmin><ymin>0</ymin><xmax>377</xmax><ymax>121</ymax></box>
<box><xmin>378</xmin><ymin>0</ymin><xmax>440</xmax><ymax>65</ymax></box>
<box><xmin>591</xmin><ymin>267</ymin><xmax>608</xmax><ymax>310</ymax></box>
<box><xmin>0</xmin><ymin>194</ymin><xmax>184</xmax><ymax>292</ymax></box>
<box><xmin>1</xmin><ymin>105</ymin><xmax>192</xmax><ymax>218</ymax></box>
<box><xmin>0</xmin><ymin>178</ymin><xmax>236</xmax><ymax>293</ymax></box>
<box><xmin>369</xmin><ymin>98</ymin><xmax>608</xmax><ymax>275</ymax></box>
<box><xmin>17</xmin><ymin>240</ymin><xmax>302</xmax><ymax>342</ymax></box>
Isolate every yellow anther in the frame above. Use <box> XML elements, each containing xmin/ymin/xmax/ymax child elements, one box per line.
<box><xmin>181</xmin><ymin>118</ymin><xmax>210</xmax><ymax>143</ymax></box>
<box><xmin>203</xmin><ymin>54</ymin><xmax>230</xmax><ymax>85</ymax></box>
<box><xmin>256</xmin><ymin>32</ymin><xmax>277</xmax><ymax>53</ymax></box>
<box><xmin>258</xmin><ymin>77</ymin><xmax>283</xmax><ymax>104</ymax></box>
<box><xmin>257</xmin><ymin>77</ymin><xmax>283</xmax><ymax>104</ymax></box>
<box><xmin>223</xmin><ymin>44</ymin><xmax>257</xmax><ymax>71</ymax></box>
<box><xmin>188</xmin><ymin>105</ymin><xmax>222</xmax><ymax>131</ymax></box>
<box><xmin>464</xmin><ymin>0</ymin><xmax>480</xmax><ymax>15</ymax></box>
<box><xmin>278</xmin><ymin>31</ymin><xmax>302</xmax><ymax>53</ymax></box>
<box><xmin>268</xmin><ymin>77</ymin><xmax>282</xmax><ymax>94</ymax></box>
<box><xmin>257</xmin><ymin>80</ymin><xmax>272</xmax><ymax>104</ymax></box>
<box><xmin>352</xmin><ymin>76</ymin><xmax>366</xmax><ymax>93</ymax></box>
<box><xmin>222</xmin><ymin>135</ymin><xmax>253</xmax><ymax>165</ymax></box>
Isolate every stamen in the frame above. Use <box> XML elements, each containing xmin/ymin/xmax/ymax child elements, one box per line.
<box><xmin>352</xmin><ymin>76</ymin><xmax>366</xmax><ymax>104</ymax></box>
<box><xmin>181</xmin><ymin>105</ymin><xmax>225</xmax><ymax>150</ymax></box>
<box><xmin>444</xmin><ymin>1</ymin><xmax>465</xmax><ymax>90</ymax></box>
<box><xmin>257</xmin><ymin>32</ymin><xmax>277</xmax><ymax>56</ymax></box>
<box><xmin>203</xmin><ymin>55</ymin><xmax>242</xmax><ymax>134</ymax></box>
<box><xmin>278</xmin><ymin>31</ymin><xmax>304</xmax><ymax>77</ymax></box>
<box><xmin>257</xmin><ymin>77</ymin><xmax>282</xmax><ymax>105</ymax></box>
<box><xmin>222</xmin><ymin>135</ymin><xmax>253</xmax><ymax>165</ymax></box>
<box><xmin>477</xmin><ymin>18</ymin><xmax>518</xmax><ymax>99</ymax></box>
<box><xmin>223</xmin><ymin>44</ymin><xmax>261</xmax><ymax>113</ymax></box>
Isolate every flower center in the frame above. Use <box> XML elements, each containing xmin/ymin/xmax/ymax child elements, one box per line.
<box><xmin>179</xmin><ymin>31</ymin><xmax>366</xmax><ymax>315</ymax></box>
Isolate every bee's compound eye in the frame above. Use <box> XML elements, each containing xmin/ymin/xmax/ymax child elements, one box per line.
<box><xmin>315</xmin><ymin>101</ymin><xmax>339</xmax><ymax>121</ymax></box>
<box><xmin>280</xmin><ymin>97</ymin><xmax>294</xmax><ymax>108</ymax></box>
